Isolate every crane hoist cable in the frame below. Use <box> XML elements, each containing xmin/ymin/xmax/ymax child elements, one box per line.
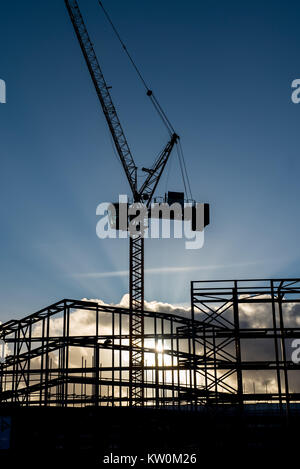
<box><xmin>176</xmin><ymin>142</ymin><xmax>193</xmax><ymax>200</ymax></box>
<box><xmin>176</xmin><ymin>143</ymin><xmax>188</xmax><ymax>198</ymax></box>
<box><xmin>98</xmin><ymin>0</ymin><xmax>175</xmax><ymax>136</ymax></box>
<box><xmin>165</xmin><ymin>150</ymin><xmax>174</xmax><ymax>194</ymax></box>
<box><xmin>178</xmin><ymin>140</ymin><xmax>193</xmax><ymax>200</ymax></box>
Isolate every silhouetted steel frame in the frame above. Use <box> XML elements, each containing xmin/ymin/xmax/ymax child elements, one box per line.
<box><xmin>2</xmin><ymin>278</ymin><xmax>300</xmax><ymax>409</ymax></box>
<box><xmin>191</xmin><ymin>278</ymin><xmax>300</xmax><ymax>415</ymax></box>
<box><xmin>0</xmin><ymin>299</ymin><xmax>206</xmax><ymax>407</ymax></box>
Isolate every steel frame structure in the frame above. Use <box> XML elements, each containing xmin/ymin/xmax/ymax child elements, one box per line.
<box><xmin>0</xmin><ymin>299</ymin><xmax>204</xmax><ymax>407</ymax></box>
<box><xmin>191</xmin><ymin>278</ymin><xmax>300</xmax><ymax>414</ymax></box>
<box><xmin>1</xmin><ymin>278</ymin><xmax>300</xmax><ymax>409</ymax></box>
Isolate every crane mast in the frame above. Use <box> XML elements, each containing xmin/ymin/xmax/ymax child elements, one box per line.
<box><xmin>65</xmin><ymin>0</ymin><xmax>178</xmax><ymax>406</ymax></box>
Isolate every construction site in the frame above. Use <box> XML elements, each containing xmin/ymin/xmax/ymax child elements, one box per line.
<box><xmin>1</xmin><ymin>278</ymin><xmax>300</xmax><ymax>410</ymax></box>
<box><xmin>1</xmin><ymin>278</ymin><xmax>300</xmax><ymax>455</ymax></box>
<box><xmin>1</xmin><ymin>0</ymin><xmax>300</xmax><ymax>460</ymax></box>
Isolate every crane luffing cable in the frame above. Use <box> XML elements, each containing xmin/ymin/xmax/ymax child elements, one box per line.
<box><xmin>98</xmin><ymin>0</ymin><xmax>175</xmax><ymax>136</ymax></box>
<box><xmin>98</xmin><ymin>0</ymin><xmax>193</xmax><ymax>201</ymax></box>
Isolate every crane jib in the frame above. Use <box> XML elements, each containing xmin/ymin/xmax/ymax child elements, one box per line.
<box><xmin>65</xmin><ymin>0</ymin><xmax>137</xmax><ymax>197</ymax></box>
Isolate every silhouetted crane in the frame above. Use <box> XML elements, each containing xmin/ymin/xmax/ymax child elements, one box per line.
<box><xmin>65</xmin><ymin>0</ymin><xmax>208</xmax><ymax>406</ymax></box>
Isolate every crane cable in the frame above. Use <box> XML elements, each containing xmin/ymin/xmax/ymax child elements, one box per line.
<box><xmin>176</xmin><ymin>143</ymin><xmax>188</xmax><ymax>199</ymax></box>
<box><xmin>176</xmin><ymin>142</ymin><xmax>193</xmax><ymax>200</ymax></box>
<box><xmin>179</xmin><ymin>140</ymin><xmax>193</xmax><ymax>200</ymax></box>
<box><xmin>98</xmin><ymin>0</ymin><xmax>175</xmax><ymax>136</ymax></box>
<box><xmin>98</xmin><ymin>0</ymin><xmax>193</xmax><ymax>201</ymax></box>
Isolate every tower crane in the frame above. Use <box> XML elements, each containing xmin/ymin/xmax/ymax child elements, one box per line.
<box><xmin>65</xmin><ymin>0</ymin><xmax>208</xmax><ymax>406</ymax></box>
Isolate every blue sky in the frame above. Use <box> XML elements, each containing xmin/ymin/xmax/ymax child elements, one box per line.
<box><xmin>1</xmin><ymin>0</ymin><xmax>300</xmax><ymax>321</ymax></box>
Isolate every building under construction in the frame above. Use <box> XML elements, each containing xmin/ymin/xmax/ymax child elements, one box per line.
<box><xmin>1</xmin><ymin>278</ymin><xmax>300</xmax><ymax>410</ymax></box>
<box><xmin>0</xmin><ymin>278</ymin><xmax>300</xmax><ymax>454</ymax></box>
